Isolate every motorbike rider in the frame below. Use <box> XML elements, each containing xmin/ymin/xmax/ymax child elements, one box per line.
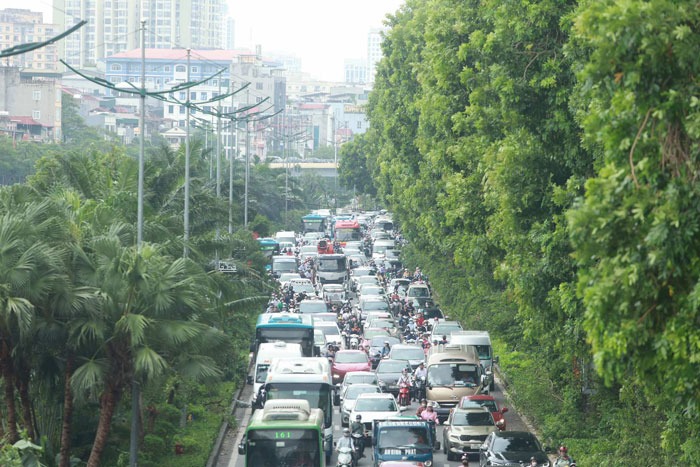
<box><xmin>350</xmin><ymin>415</ymin><xmax>365</xmax><ymax>458</ymax></box>
<box><xmin>461</xmin><ymin>452</ymin><xmax>470</xmax><ymax>466</ymax></box>
<box><xmin>336</xmin><ymin>428</ymin><xmax>356</xmax><ymax>456</ymax></box>
<box><xmin>413</xmin><ymin>363</ymin><xmax>427</xmax><ymax>401</ymax></box>
<box><xmin>554</xmin><ymin>446</ymin><xmax>574</xmax><ymax>466</ymax></box>
<box><xmin>420</xmin><ymin>404</ymin><xmax>439</xmax><ymax>424</ymax></box>
<box><xmin>381</xmin><ymin>341</ymin><xmax>391</xmax><ymax>357</ymax></box>
<box><xmin>415</xmin><ymin>399</ymin><xmax>428</xmax><ymax>417</ymax></box>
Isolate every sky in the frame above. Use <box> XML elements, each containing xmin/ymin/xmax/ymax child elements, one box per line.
<box><xmin>22</xmin><ymin>0</ymin><xmax>404</xmax><ymax>81</ymax></box>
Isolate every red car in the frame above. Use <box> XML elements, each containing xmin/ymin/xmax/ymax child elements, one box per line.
<box><xmin>332</xmin><ymin>350</ymin><xmax>371</xmax><ymax>383</ymax></box>
<box><xmin>460</xmin><ymin>395</ymin><xmax>509</xmax><ymax>430</ymax></box>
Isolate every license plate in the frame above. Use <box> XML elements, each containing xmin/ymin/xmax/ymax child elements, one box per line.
<box><xmin>470</xmin><ymin>443</ymin><xmax>481</xmax><ymax>449</ymax></box>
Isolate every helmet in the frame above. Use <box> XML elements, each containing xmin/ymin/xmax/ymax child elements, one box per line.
<box><xmin>343</xmin><ymin>428</ymin><xmax>350</xmax><ymax>434</ymax></box>
<box><xmin>421</xmin><ymin>398</ymin><xmax>427</xmax><ymax>404</ymax></box>
<box><xmin>559</xmin><ymin>446</ymin><xmax>568</xmax><ymax>454</ymax></box>
<box><xmin>402</xmin><ymin>368</ymin><xmax>408</xmax><ymax>374</ymax></box>
<box><xmin>356</xmin><ymin>414</ymin><xmax>362</xmax><ymax>420</ymax></box>
<box><xmin>384</xmin><ymin>341</ymin><xmax>389</xmax><ymax>345</ymax></box>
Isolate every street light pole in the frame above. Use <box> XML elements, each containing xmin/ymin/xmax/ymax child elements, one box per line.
<box><xmin>184</xmin><ymin>48</ymin><xmax>191</xmax><ymax>257</ymax></box>
<box><xmin>131</xmin><ymin>20</ymin><xmax>146</xmax><ymax>467</ymax></box>
<box><xmin>245</xmin><ymin>118</ymin><xmax>250</xmax><ymax>227</ymax></box>
<box><xmin>229</xmin><ymin>89</ymin><xmax>235</xmax><ymax>234</ymax></box>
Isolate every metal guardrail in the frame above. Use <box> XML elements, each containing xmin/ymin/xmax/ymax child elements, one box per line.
<box><xmin>206</xmin><ymin>354</ymin><xmax>254</xmax><ymax>467</ymax></box>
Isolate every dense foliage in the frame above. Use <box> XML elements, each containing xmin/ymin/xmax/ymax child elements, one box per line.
<box><xmin>344</xmin><ymin>0</ymin><xmax>700</xmax><ymax>464</ymax></box>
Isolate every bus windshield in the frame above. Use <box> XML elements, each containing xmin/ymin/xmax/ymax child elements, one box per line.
<box><xmin>427</xmin><ymin>363</ymin><xmax>479</xmax><ymax>387</ymax></box>
<box><xmin>303</xmin><ymin>219</ymin><xmax>325</xmax><ymax>233</ymax></box>
<box><xmin>257</xmin><ymin>328</ymin><xmax>314</xmax><ymax>357</ymax></box>
<box><xmin>272</xmin><ymin>259</ymin><xmax>297</xmax><ymax>274</ymax></box>
<box><xmin>318</xmin><ymin>257</ymin><xmax>347</xmax><ymax>272</ymax></box>
<box><xmin>246</xmin><ymin>428</ymin><xmax>320</xmax><ymax>467</ymax></box>
<box><xmin>265</xmin><ymin>383</ymin><xmax>332</xmax><ymax>428</ymax></box>
<box><xmin>336</xmin><ymin>228</ymin><xmax>361</xmax><ymax>242</ymax></box>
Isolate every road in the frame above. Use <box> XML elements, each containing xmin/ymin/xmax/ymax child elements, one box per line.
<box><xmin>218</xmin><ymin>374</ymin><xmax>530</xmax><ymax>467</ymax></box>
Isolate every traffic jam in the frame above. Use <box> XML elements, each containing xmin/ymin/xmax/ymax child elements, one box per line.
<box><xmin>235</xmin><ymin>210</ymin><xmax>573</xmax><ymax>467</ymax></box>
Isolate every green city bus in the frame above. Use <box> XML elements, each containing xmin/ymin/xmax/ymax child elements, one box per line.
<box><xmin>238</xmin><ymin>399</ymin><xmax>326</xmax><ymax>467</ymax></box>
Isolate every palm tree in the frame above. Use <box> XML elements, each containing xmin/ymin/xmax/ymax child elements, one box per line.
<box><xmin>67</xmin><ymin>228</ymin><xmax>227</xmax><ymax>467</ymax></box>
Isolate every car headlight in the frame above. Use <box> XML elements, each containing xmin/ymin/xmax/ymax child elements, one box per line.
<box><xmin>424</xmin><ymin>461</ymin><xmax>432</xmax><ymax>467</ymax></box>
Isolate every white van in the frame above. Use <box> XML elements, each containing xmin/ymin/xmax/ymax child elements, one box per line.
<box><xmin>250</xmin><ymin>342</ymin><xmax>302</xmax><ymax>404</ymax></box>
<box><xmin>450</xmin><ymin>331</ymin><xmax>496</xmax><ymax>390</ymax></box>
<box><xmin>275</xmin><ymin>231</ymin><xmax>297</xmax><ymax>246</ymax></box>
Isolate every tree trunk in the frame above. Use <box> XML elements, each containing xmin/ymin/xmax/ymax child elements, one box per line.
<box><xmin>59</xmin><ymin>357</ymin><xmax>74</xmax><ymax>467</ymax></box>
<box><xmin>17</xmin><ymin>366</ymin><xmax>35</xmax><ymax>440</ymax></box>
<box><xmin>86</xmin><ymin>384</ymin><xmax>121</xmax><ymax>467</ymax></box>
<box><xmin>1</xmin><ymin>340</ymin><xmax>20</xmax><ymax>443</ymax></box>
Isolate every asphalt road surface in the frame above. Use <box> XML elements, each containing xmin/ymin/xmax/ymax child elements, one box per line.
<box><xmin>220</xmin><ymin>375</ymin><xmax>530</xmax><ymax>467</ymax></box>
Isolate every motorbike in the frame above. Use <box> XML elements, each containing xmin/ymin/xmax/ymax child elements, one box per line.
<box><xmin>337</xmin><ymin>446</ymin><xmax>355</xmax><ymax>467</ymax></box>
<box><xmin>554</xmin><ymin>458</ymin><xmax>576</xmax><ymax>467</ymax></box>
<box><xmin>426</xmin><ymin>419</ymin><xmax>437</xmax><ymax>450</ymax></box>
<box><xmin>351</xmin><ymin>431</ymin><xmax>367</xmax><ymax>458</ymax></box>
<box><xmin>398</xmin><ymin>381</ymin><xmax>411</xmax><ymax>406</ymax></box>
<box><xmin>414</xmin><ymin>376</ymin><xmax>426</xmax><ymax>401</ymax></box>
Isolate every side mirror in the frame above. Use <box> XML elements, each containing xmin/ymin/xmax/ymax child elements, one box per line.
<box><xmin>545</xmin><ymin>446</ymin><xmax>553</xmax><ymax>453</ymax></box>
<box><xmin>249</xmin><ymin>342</ymin><xmax>256</xmax><ymax>353</ymax></box>
<box><xmin>434</xmin><ymin>441</ymin><xmax>441</xmax><ymax>451</ymax></box>
<box><xmin>334</xmin><ymin>394</ymin><xmax>341</xmax><ymax>406</ymax></box>
<box><xmin>501</xmin><ymin>407</ymin><xmax>508</xmax><ymax>414</ymax></box>
<box><xmin>372</xmin><ymin>437</ymin><xmax>377</xmax><ymax>446</ymax></box>
<box><xmin>493</xmin><ymin>355</ymin><xmax>499</xmax><ymax>364</ymax></box>
<box><xmin>238</xmin><ymin>443</ymin><xmax>246</xmax><ymax>455</ymax></box>
<box><xmin>479</xmin><ymin>444</ymin><xmax>487</xmax><ymax>451</ymax></box>
<box><xmin>246</xmin><ymin>375</ymin><xmax>253</xmax><ymax>385</ymax></box>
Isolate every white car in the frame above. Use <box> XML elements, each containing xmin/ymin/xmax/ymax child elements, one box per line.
<box><xmin>278</xmin><ymin>273</ymin><xmax>302</xmax><ymax>288</ymax></box>
<box><xmin>289</xmin><ymin>278</ymin><xmax>315</xmax><ymax>294</ymax></box>
<box><xmin>349</xmin><ymin>393</ymin><xmax>405</xmax><ymax>430</ymax></box>
<box><xmin>358</xmin><ymin>285</ymin><xmax>386</xmax><ymax>298</ymax></box>
<box><xmin>341</xmin><ymin>384</ymin><xmax>381</xmax><ymax>426</ymax></box>
<box><xmin>314</xmin><ymin>321</ymin><xmax>344</xmax><ymax>348</ymax></box>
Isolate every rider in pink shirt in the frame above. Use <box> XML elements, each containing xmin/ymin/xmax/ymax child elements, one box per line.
<box><xmin>420</xmin><ymin>405</ymin><xmax>439</xmax><ymax>424</ymax></box>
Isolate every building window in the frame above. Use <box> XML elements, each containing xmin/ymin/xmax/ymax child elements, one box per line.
<box><xmin>357</xmin><ymin>121</ymin><xmax>362</xmax><ymax>129</ymax></box>
<box><xmin>256</xmin><ymin>82</ymin><xmax>263</xmax><ymax>90</ymax></box>
<box><xmin>179</xmin><ymin>92</ymin><xmax>186</xmax><ymax>100</ymax></box>
<box><xmin>32</xmin><ymin>90</ymin><xmax>41</xmax><ymax>100</ymax></box>
<box><xmin>191</xmin><ymin>66</ymin><xmax>198</xmax><ymax>73</ymax></box>
<box><xmin>200</xmin><ymin>92</ymin><xmax>207</xmax><ymax>100</ymax></box>
<box><xmin>32</xmin><ymin>110</ymin><xmax>41</xmax><ymax>120</ymax></box>
<box><xmin>164</xmin><ymin>65</ymin><xmax>170</xmax><ymax>72</ymax></box>
<box><xmin>175</xmin><ymin>65</ymin><xmax>186</xmax><ymax>72</ymax></box>
<box><xmin>168</xmin><ymin>105</ymin><xmax>174</xmax><ymax>113</ymax></box>
<box><xmin>179</xmin><ymin>107</ymin><xmax>185</xmax><ymax>114</ymax></box>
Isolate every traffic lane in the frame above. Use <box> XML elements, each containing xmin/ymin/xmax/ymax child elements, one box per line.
<box><xmin>332</xmin><ymin>399</ymin><xmax>455</xmax><ymax>467</ymax></box>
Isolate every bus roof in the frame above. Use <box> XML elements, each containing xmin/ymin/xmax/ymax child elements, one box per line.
<box><xmin>247</xmin><ymin>400</ymin><xmax>324</xmax><ymax>431</ymax></box>
<box><xmin>256</xmin><ymin>313</ymin><xmax>314</xmax><ymax>328</ymax></box>
<box><xmin>258</xmin><ymin>238</ymin><xmax>279</xmax><ymax>245</ymax></box>
<box><xmin>302</xmin><ymin>214</ymin><xmax>325</xmax><ymax>220</ymax></box>
<box><xmin>335</xmin><ymin>219</ymin><xmax>360</xmax><ymax>229</ymax></box>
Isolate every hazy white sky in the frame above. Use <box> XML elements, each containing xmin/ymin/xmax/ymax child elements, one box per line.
<box><xmin>22</xmin><ymin>0</ymin><xmax>404</xmax><ymax>81</ymax></box>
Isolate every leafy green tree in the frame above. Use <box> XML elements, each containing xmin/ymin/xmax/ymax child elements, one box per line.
<box><xmin>338</xmin><ymin>131</ymin><xmax>377</xmax><ymax>197</ymax></box>
<box><xmin>61</xmin><ymin>93</ymin><xmax>102</xmax><ymax>144</ymax></box>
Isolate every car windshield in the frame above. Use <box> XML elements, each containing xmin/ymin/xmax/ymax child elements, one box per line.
<box><xmin>452</xmin><ymin>411</ymin><xmax>494</xmax><ymax>426</ymax></box>
<box><xmin>335</xmin><ymin>352</ymin><xmax>367</xmax><ymax>364</ymax></box>
<box><xmin>273</xmin><ymin>260</ymin><xmax>297</xmax><ymax>273</ymax></box>
<box><xmin>434</xmin><ymin>324</ymin><xmax>462</xmax><ymax>335</ymax></box>
<box><xmin>299</xmin><ymin>301</ymin><xmax>327</xmax><ymax>314</ymax></box>
<box><xmin>408</xmin><ymin>287</ymin><xmax>429</xmax><ymax>297</ymax></box>
<box><xmin>493</xmin><ymin>435</ymin><xmax>542</xmax><ymax>453</ymax></box>
<box><xmin>291</xmin><ymin>283</ymin><xmax>314</xmax><ymax>293</ymax></box>
<box><xmin>318</xmin><ymin>258</ymin><xmax>346</xmax><ymax>271</ymax></box>
<box><xmin>279</xmin><ymin>274</ymin><xmax>300</xmax><ymax>282</ymax></box>
<box><xmin>354</xmin><ymin>269</ymin><xmax>373</xmax><ymax>276</ymax></box>
<box><xmin>427</xmin><ymin>363</ymin><xmax>479</xmax><ymax>386</ymax></box>
<box><xmin>370</xmin><ymin>337</ymin><xmax>399</xmax><ymax>348</ymax></box>
<box><xmin>365</xmin><ymin>330</ymin><xmax>390</xmax><ymax>340</ymax></box>
<box><xmin>462</xmin><ymin>399</ymin><xmax>498</xmax><ymax>412</ymax></box>
<box><xmin>359</xmin><ymin>277</ymin><xmax>379</xmax><ymax>284</ymax></box>
<box><xmin>370</xmin><ymin>319</ymin><xmax>394</xmax><ymax>329</ymax></box>
<box><xmin>354</xmin><ymin>398</ymin><xmax>397</xmax><ymax>412</ymax></box>
<box><xmin>377</xmin><ymin>427</ymin><xmax>431</xmax><ymax>451</ymax></box>
<box><xmin>345</xmin><ymin>374</ymin><xmax>377</xmax><ymax>385</ymax></box>
<box><xmin>346</xmin><ymin>385</ymin><xmax>379</xmax><ymax>399</ymax></box>
<box><xmin>364</xmin><ymin>302</ymin><xmax>389</xmax><ymax>311</ymax></box>
<box><xmin>317</xmin><ymin>325</ymin><xmax>339</xmax><ymax>336</ymax></box>
<box><xmin>391</xmin><ymin>348</ymin><xmax>425</xmax><ymax>360</ymax></box>
<box><xmin>314</xmin><ymin>333</ymin><xmax>326</xmax><ymax>345</ymax></box>
<box><xmin>377</xmin><ymin>361</ymin><xmax>408</xmax><ymax>373</ymax></box>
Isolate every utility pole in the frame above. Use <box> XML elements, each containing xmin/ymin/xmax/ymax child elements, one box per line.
<box><xmin>228</xmin><ymin>88</ymin><xmax>235</xmax><ymax>234</ymax></box>
<box><xmin>245</xmin><ymin>118</ymin><xmax>250</xmax><ymax>227</ymax></box>
<box><xmin>131</xmin><ymin>20</ymin><xmax>145</xmax><ymax>467</ymax></box>
<box><xmin>184</xmin><ymin>48</ymin><xmax>191</xmax><ymax>257</ymax></box>
<box><xmin>285</xmin><ymin>113</ymin><xmax>290</xmax><ymax>226</ymax></box>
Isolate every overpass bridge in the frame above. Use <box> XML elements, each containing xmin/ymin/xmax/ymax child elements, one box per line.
<box><xmin>267</xmin><ymin>161</ymin><xmax>338</xmax><ymax>178</ymax></box>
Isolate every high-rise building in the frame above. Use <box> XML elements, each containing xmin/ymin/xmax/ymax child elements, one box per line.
<box><xmin>0</xmin><ymin>9</ymin><xmax>59</xmax><ymax>73</ymax></box>
<box><xmin>344</xmin><ymin>59</ymin><xmax>367</xmax><ymax>85</ymax></box>
<box><xmin>222</xmin><ymin>17</ymin><xmax>235</xmax><ymax>50</ymax></box>
<box><xmin>53</xmin><ymin>0</ymin><xmax>226</xmax><ymax>68</ymax></box>
<box><xmin>367</xmin><ymin>28</ymin><xmax>385</xmax><ymax>84</ymax></box>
